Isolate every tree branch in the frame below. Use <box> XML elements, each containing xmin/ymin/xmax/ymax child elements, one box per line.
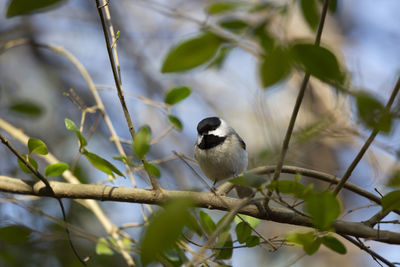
<box><xmin>333</xmin><ymin>75</ymin><xmax>400</xmax><ymax>195</ymax></box>
<box><xmin>267</xmin><ymin>0</ymin><xmax>331</xmax><ymax>200</ymax></box>
<box><xmin>2</xmin><ymin>176</ymin><xmax>400</xmax><ymax>245</ymax></box>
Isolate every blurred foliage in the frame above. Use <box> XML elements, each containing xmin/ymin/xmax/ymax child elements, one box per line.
<box><xmin>1</xmin><ymin>0</ymin><xmax>400</xmax><ymax>266</ymax></box>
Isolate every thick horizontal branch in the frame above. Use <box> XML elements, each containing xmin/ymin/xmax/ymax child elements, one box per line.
<box><xmin>1</xmin><ymin>176</ymin><xmax>399</xmax><ymax>245</ymax></box>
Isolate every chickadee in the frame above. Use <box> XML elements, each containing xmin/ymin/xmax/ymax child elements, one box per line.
<box><xmin>194</xmin><ymin>117</ymin><xmax>249</xmax><ymax>193</ymax></box>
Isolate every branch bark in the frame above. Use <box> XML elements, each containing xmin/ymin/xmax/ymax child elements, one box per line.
<box><xmin>2</xmin><ymin>176</ymin><xmax>400</xmax><ymax>245</ymax></box>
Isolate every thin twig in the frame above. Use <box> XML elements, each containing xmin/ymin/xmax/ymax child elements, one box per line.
<box><xmin>0</xmin><ymin>134</ymin><xmax>87</xmax><ymax>266</ymax></box>
<box><xmin>96</xmin><ymin>0</ymin><xmax>161</xmax><ymax>191</ymax></box>
<box><xmin>333</xmin><ymin>75</ymin><xmax>400</xmax><ymax>195</ymax></box>
<box><xmin>341</xmin><ymin>235</ymin><xmax>395</xmax><ymax>267</ymax></box>
<box><xmin>266</xmin><ymin>0</ymin><xmax>331</xmax><ymax>203</ymax></box>
<box><xmin>0</xmin><ymin>118</ymin><xmax>135</xmax><ymax>266</ymax></box>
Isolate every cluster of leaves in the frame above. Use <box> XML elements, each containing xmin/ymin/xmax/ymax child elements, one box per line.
<box><xmin>160</xmin><ymin>0</ymin><xmax>399</xmax><ymax>135</ymax></box>
<box><xmin>16</xmin><ymin>137</ymin><xmax>69</xmax><ymax>177</ymax></box>
<box><xmin>136</xmin><ymin>197</ymin><xmax>261</xmax><ymax>266</ymax></box>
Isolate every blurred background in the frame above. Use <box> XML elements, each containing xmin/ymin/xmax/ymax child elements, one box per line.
<box><xmin>1</xmin><ymin>0</ymin><xmax>400</xmax><ymax>266</ymax></box>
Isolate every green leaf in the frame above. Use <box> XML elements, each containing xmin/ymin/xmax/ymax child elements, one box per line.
<box><xmin>305</xmin><ymin>191</ymin><xmax>341</xmax><ymax>231</ymax></box>
<box><xmin>132</xmin><ymin>125</ymin><xmax>151</xmax><ymax>159</ymax></box>
<box><xmin>253</xmin><ymin>22</ymin><xmax>275</xmax><ymax>52</ymax></box>
<box><xmin>387</xmin><ymin>169</ymin><xmax>400</xmax><ymax>187</ymax></box>
<box><xmin>186</xmin><ymin>213</ymin><xmax>203</xmax><ymax>237</ymax></box>
<box><xmin>64</xmin><ymin>118</ymin><xmax>87</xmax><ymax>148</ymax></box>
<box><xmin>290</xmin><ymin>43</ymin><xmax>344</xmax><ymax>84</ymax></box>
<box><xmin>381</xmin><ymin>190</ymin><xmax>400</xmax><ymax>212</ymax></box>
<box><xmin>45</xmin><ymin>162</ymin><xmax>69</xmax><ymax>177</ymax></box>
<box><xmin>219</xmin><ymin>18</ymin><xmax>248</xmax><ymax>33</ymax></box>
<box><xmin>356</xmin><ymin>92</ymin><xmax>393</xmax><ymax>133</ymax></box>
<box><xmin>165</xmin><ymin>86</ymin><xmax>191</xmax><ymax>105</ymax></box>
<box><xmin>215</xmin><ymin>212</ymin><xmax>235</xmax><ymax>234</ymax></box>
<box><xmin>168</xmin><ymin>115</ymin><xmax>183</xmax><ymax>131</ymax></box>
<box><xmin>300</xmin><ymin>0</ymin><xmax>320</xmax><ymax>31</ymax></box>
<box><xmin>113</xmin><ymin>156</ymin><xmax>136</xmax><ymax>167</ymax></box>
<box><xmin>143</xmin><ymin>162</ymin><xmax>161</xmax><ymax>178</ymax></box>
<box><xmin>266</xmin><ymin>179</ymin><xmax>312</xmax><ymax>198</ymax></box>
<box><xmin>199</xmin><ymin>210</ymin><xmax>216</xmax><ymax>235</ymax></box>
<box><xmin>83</xmin><ymin>150</ymin><xmax>124</xmax><ymax>178</ymax></box>
<box><xmin>321</xmin><ymin>235</ymin><xmax>347</xmax><ymax>254</ymax></box>
<box><xmin>235</xmin><ymin>222</ymin><xmax>252</xmax><ymax>244</ymax></box>
<box><xmin>319</xmin><ymin>0</ymin><xmax>338</xmax><ymax>12</ymax></box>
<box><xmin>206</xmin><ymin>2</ymin><xmax>242</xmax><ymax>14</ymax></box>
<box><xmin>234</xmin><ymin>214</ymin><xmax>260</xmax><ymax>228</ymax></box>
<box><xmin>246</xmin><ymin>235</ymin><xmax>260</xmax><ymax>247</ymax></box>
<box><xmin>7</xmin><ymin>0</ymin><xmax>63</xmax><ymax>17</ymax></box>
<box><xmin>140</xmin><ymin>198</ymin><xmax>193</xmax><ymax>266</ymax></box>
<box><xmin>286</xmin><ymin>231</ymin><xmax>321</xmax><ymax>255</ymax></box>
<box><xmin>259</xmin><ymin>47</ymin><xmax>291</xmax><ymax>88</ymax></box>
<box><xmin>161</xmin><ymin>32</ymin><xmax>223</xmax><ymax>73</ymax></box>
<box><xmin>215</xmin><ymin>232</ymin><xmax>233</xmax><ymax>260</ymax></box>
<box><xmin>0</xmin><ymin>225</ymin><xmax>32</xmax><ymax>244</ymax></box>
<box><xmin>9</xmin><ymin>100</ymin><xmax>43</xmax><ymax>117</ymax></box>
<box><xmin>28</xmin><ymin>138</ymin><xmax>48</xmax><ymax>155</ymax></box>
<box><xmin>229</xmin><ymin>173</ymin><xmax>265</xmax><ymax>188</ymax></box>
<box><xmin>17</xmin><ymin>155</ymin><xmax>38</xmax><ymax>173</ymax></box>
<box><xmin>96</xmin><ymin>237</ymin><xmax>114</xmax><ymax>255</ymax></box>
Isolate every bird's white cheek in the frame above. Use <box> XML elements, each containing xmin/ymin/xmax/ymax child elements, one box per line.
<box><xmin>196</xmin><ymin>134</ymin><xmax>203</xmax><ymax>146</ymax></box>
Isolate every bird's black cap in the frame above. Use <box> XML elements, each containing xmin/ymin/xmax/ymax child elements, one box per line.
<box><xmin>197</xmin><ymin>117</ymin><xmax>221</xmax><ymax>134</ymax></box>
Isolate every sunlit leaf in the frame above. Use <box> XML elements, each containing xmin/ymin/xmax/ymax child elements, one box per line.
<box><xmin>96</xmin><ymin>238</ymin><xmax>114</xmax><ymax>255</ymax></box>
<box><xmin>356</xmin><ymin>92</ymin><xmax>393</xmax><ymax>133</ymax></box>
<box><xmin>300</xmin><ymin>0</ymin><xmax>319</xmax><ymax>31</ymax></box>
<box><xmin>132</xmin><ymin>125</ymin><xmax>151</xmax><ymax>159</ymax></box>
<box><xmin>168</xmin><ymin>115</ymin><xmax>183</xmax><ymax>131</ymax></box>
<box><xmin>161</xmin><ymin>32</ymin><xmax>223</xmax><ymax>73</ymax></box>
<box><xmin>321</xmin><ymin>235</ymin><xmax>347</xmax><ymax>254</ymax></box>
<box><xmin>199</xmin><ymin>210</ymin><xmax>216</xmax><ymax>235</ymax></box>
<box><xmin>28</xmin><ymin>138</ymin><xmax>48</xmax><ymax>155</ymax></box>
<box><xmin>45</xmin><ymin>162</ymin><xmax>69</xmax><ymax>177</ymax></box>
<box><xmin>113</xmin><ymin>156</ymin><xmax>136</xmax><ymax>167</ymax></box>
<box><xmin>305</xmin><ymin>191</ymin><xmax>341</xmax><ymax>231</ymax></box>
<box><xmin>234</xmin><ymin>214</ymin><xmax>260</xmax><ymax>228</ymax></box>
<box><xmin>143</xmin><ymin>162</ymin><xmax>161</xmax><ymax>178</ymax></box>
<box><xmin>83</xmin><ymin>150</ymin><xmax>124</xmax><ymax>178</ymax></box>
<box><xmin>17</xmin><ymin>155</ymin><xmax>38</xmax><ymax>173</ymax></box>
<box><xmin>381</xmin><ymin>190</ymin><xmax>400</xmax><ymax>212</ymax></box>
<box><xmin>286</xmin><ymin>231</ymin><xmax>321</xmax><ymax>255</ymax></box>
<box><xmin>140</xmin><ymin>198</ymin><xmax>193</xmax><ymax>266</ymax></box>
<box><xmin>9</xmin><ymin>101</ymin><xmax>43</xmax><ymax>117</ymax></box>
<box><xmin>290</xmin><ymin>43</ymin><xmax>344</xmax><ymax>84</ymax></box>
<box><xmin>259</xmin><ymin>47</ymin><xmax>291</xmax><ymax>88</ymax></box>
<box><xmin>64</xmin><ymin>118</ymin><xmax>87</xmax><ymax>149</ymax></box>
<box><xmin>0</xmin><ymin>225</ymin><xmax>32</xmax><ymax>244</ymax></box>
<box><xmin>229</xmin><ymin>173</ymin><xmax>265</xmax><ymax>188</ymax></box>
<box><xmin>206</xmin><ymin>1</ymin><xmax>243</xmax><ymax>14</ymax></box>
<box><xmin>164</xmin><ymin>86</ymin><xmax>191</xmax><ymax>105</ymax></box>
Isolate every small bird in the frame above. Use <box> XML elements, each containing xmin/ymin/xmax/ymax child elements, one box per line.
<box><xmin>194</xmin><ymin>117</ymin><xmax>251</xmax><ymax>196</ymax></box>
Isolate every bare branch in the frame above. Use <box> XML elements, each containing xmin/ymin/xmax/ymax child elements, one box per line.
<box><xmin>2</xmin><ymin>176</ymin><xmax>400</xmax><ymax>245</ymax></box>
